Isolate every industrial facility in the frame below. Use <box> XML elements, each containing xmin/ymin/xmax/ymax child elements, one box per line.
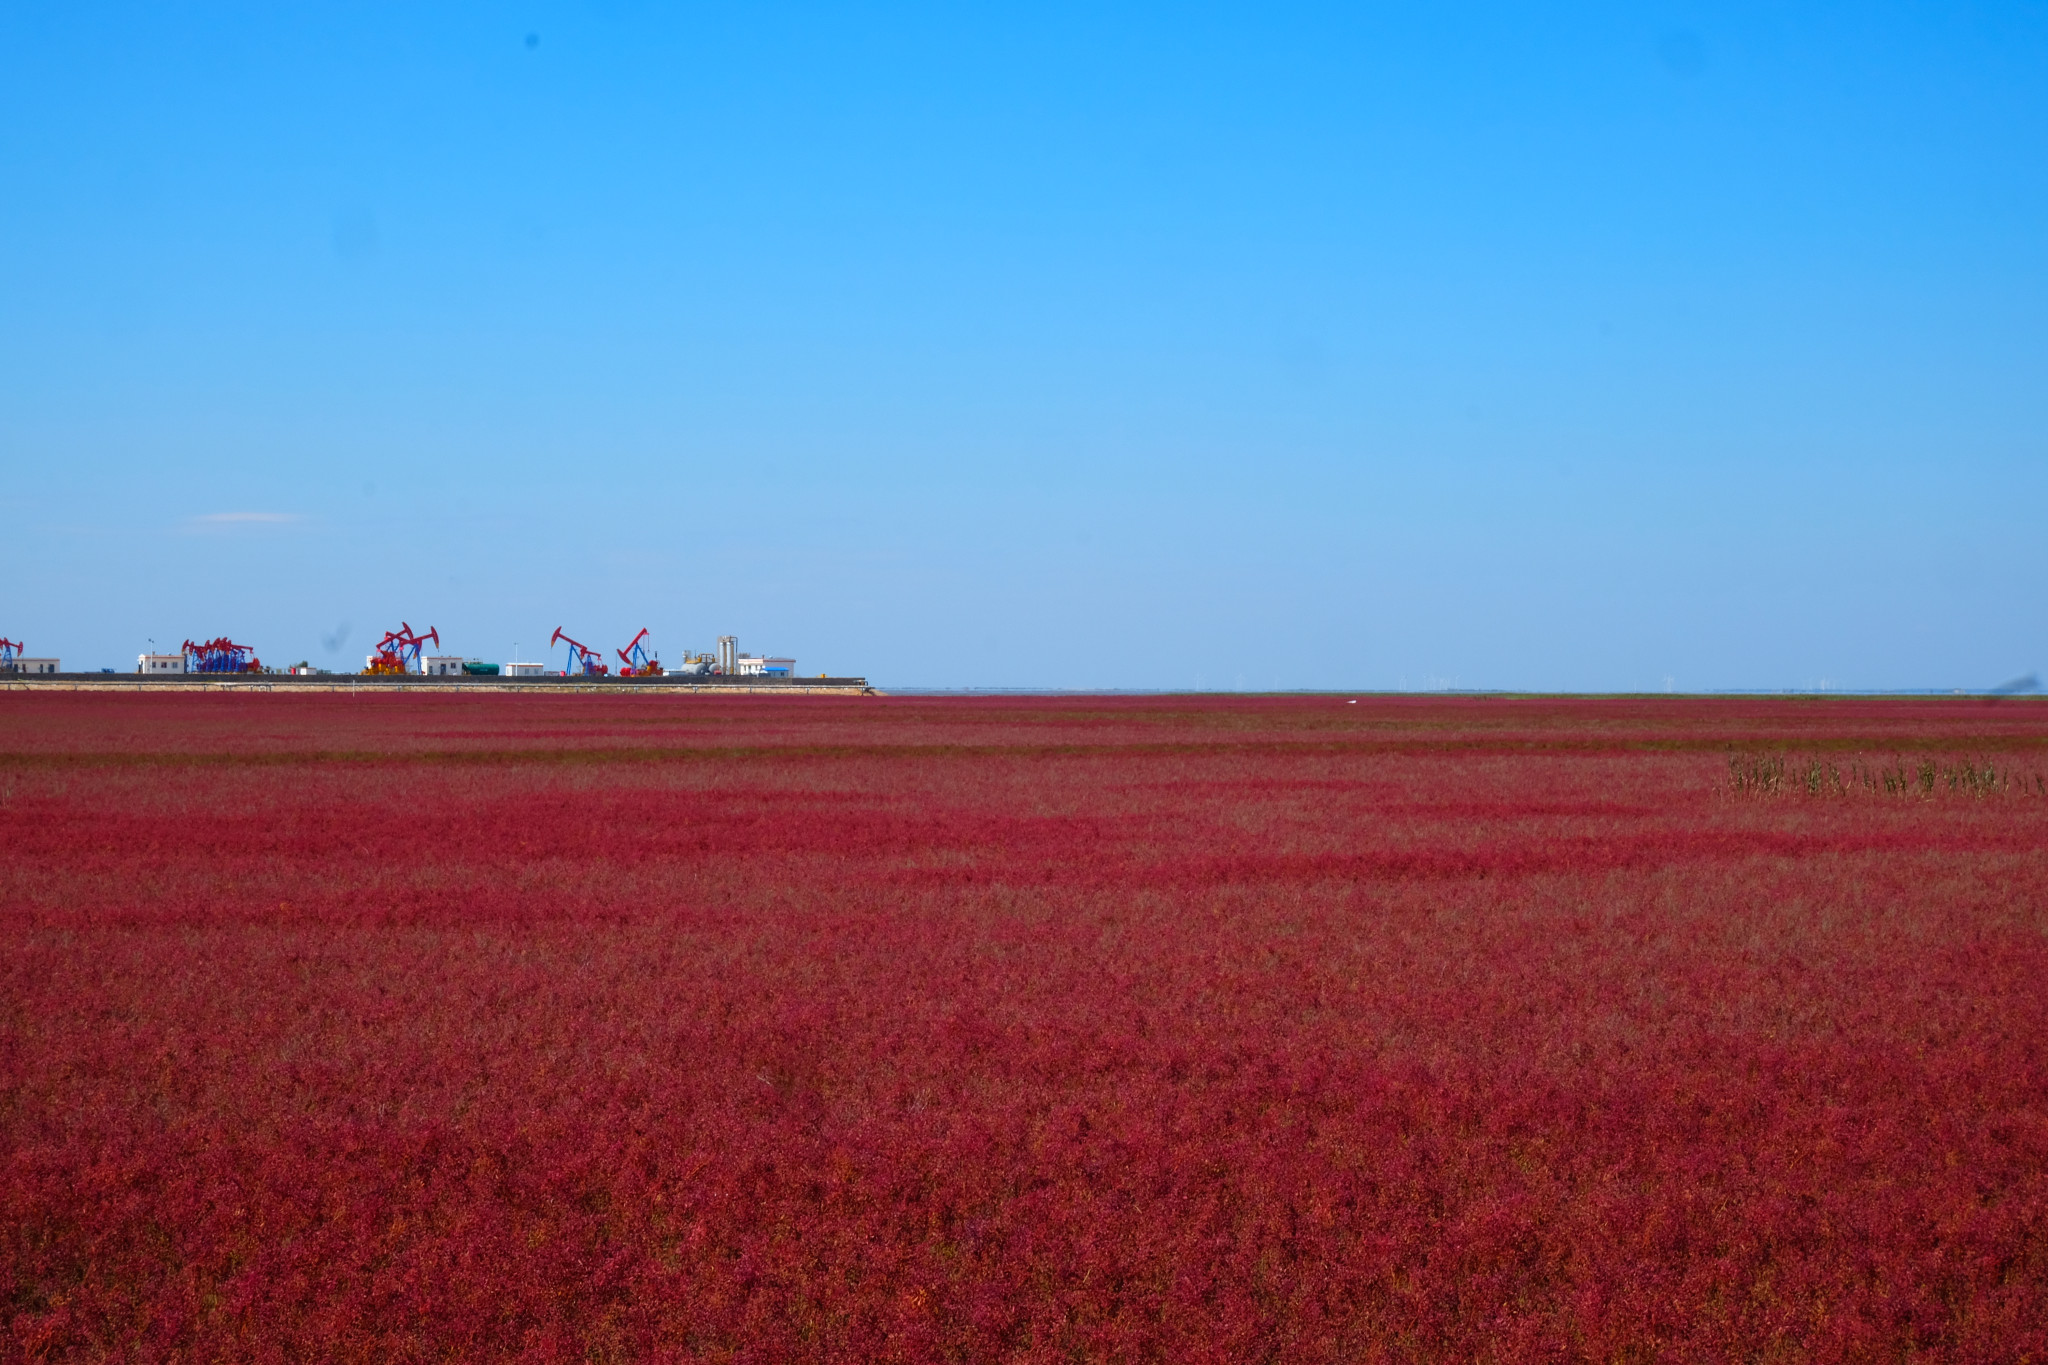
<box><xmin>536</xmin><ymin>627</ymin><xmax>793</xmax><ymax>681</ymax></box>
<box><xmin>0</xmin><ymin>623</ymin><xmax>843</xmax><ymax>686</ymax></box>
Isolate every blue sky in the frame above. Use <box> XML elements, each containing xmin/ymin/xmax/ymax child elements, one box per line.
<box><xmin>3</xmin><ymin>2</ymin><xmax>2043</xmax><ymax>688</ymax></box>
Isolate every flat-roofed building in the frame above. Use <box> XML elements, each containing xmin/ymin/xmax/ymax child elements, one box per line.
<box><xmin>502</xmin><ymin>661</ymin><xmax>545</xmax><ymax>678</ymax></box>
<box><xmin>6</xmin><ymin>658</ymin><xmax>60</xmax><ymax>675</ymax></box>
<box><xmin>422</xmin><ymin>655</ymin><xmax>468</xmax><ymax>676</ymax></box>
<box><xmin>139</xmin><ymin>653</ymin><xmax>185</xmax><ymax>674</ymax></box>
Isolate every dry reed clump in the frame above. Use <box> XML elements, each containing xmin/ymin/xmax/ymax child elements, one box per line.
<box><xmin>1728</xmin><ymin>750</ymin><xmax>2047</xmax><ymax>799</ymax></box>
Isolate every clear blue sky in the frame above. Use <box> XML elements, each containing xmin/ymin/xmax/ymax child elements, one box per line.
<box><xmin>4</xmin><ymin>2</ymin><xmax>2043</xmax><ymax>689</ymax></box>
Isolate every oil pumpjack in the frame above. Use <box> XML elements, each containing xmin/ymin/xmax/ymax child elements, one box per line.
<box><xmin>616</xmin><ymin>629</ymin><xmax>663</xmax><ymax>677</ymax></box>
<box><xmin>364</xmin><ymin>623</ymin><xmax>439</xmax><ymax>676</ymax></box>
<box><xmin>550</xmin><ymin>628</ymin><xmax>609</xmax><ymax>676</ymax></box>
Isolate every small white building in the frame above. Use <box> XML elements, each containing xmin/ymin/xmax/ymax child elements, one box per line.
<box><xmin>7</xmin><ymin>658</ymin><xmax>60</xmax><ymax>675</ymax></box>
<box><xmin>422</xmin><ymin>655</ymin><xmax>468</xmax><ymax>677</ymax></box>
<box><xmin>502</xmin><ymin>661</ymin><xmax>546</xmax><ymax>678</ymax></box>
<box><xmin>735</xmin><ymin>655</ymin><xmax>795</xmax><ymax>677</ymax></box>
<box><xmin>138</xmin><ymin>653</ymin><xmax>185</xmax><ymax>674</ymax></box>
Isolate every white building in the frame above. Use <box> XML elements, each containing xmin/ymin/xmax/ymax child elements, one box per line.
<box><xmin>7</xmin><ymin>658</ymin><xmax>60</xmax><ymax>675</ymax></box>
<box><xmin>422</xmin><ymin>655</ymin><xmax>468</xmax><ymax>677</ymax></box>
<box><xmin>502</xmin><ymin>661</ymin><xmax>545</xmax><ymax>678</ymax></box>
<box><xmin>138</xmin><ymin>653</ymin><xmax>185</xmax><ymax>674</ymax></box>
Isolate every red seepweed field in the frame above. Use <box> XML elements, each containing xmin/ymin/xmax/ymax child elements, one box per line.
<box><xmin>3</xmin><ymin>691</ymin><xmax>2046</xmax><ymax>1362</ymax></box>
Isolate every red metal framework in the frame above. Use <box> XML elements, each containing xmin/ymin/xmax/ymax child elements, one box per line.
<box><xmin>184</xmin><ymin>637</ymin><xmax>263</xmax><ymax>673</ymax></box>
<box><xmin>616</xmin><ymin>628</ymin><xmax>663</xmax><ymax>677</ymax></box>
<box><xmin>365</xmin><ymin>623</ymin><xmax>439</xmax><ymax>676</ymax></box>
<box><xmin>550</xmin><ymin>628</ymin><xmax>609</xmax><ymax>677</ymax></box>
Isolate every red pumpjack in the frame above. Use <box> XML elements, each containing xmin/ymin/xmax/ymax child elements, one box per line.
<box><xmin>550</xmin><ymin>628</ymin><xmax>609</xmax><ymax>677</ymax></box>
<box><xmin>183</xmin><ymin>637</ymin><xmax>263</xmax><ymax>673</ymax></box>
<box><xmin>364</xmin><ymin>623</ymin><xmax>439</xmax><ymax>676</ymax></box>
<box><xmin>616</xmin><ymin>628</ymin><xmax>663</xmax><ymax>677</ymax></box>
